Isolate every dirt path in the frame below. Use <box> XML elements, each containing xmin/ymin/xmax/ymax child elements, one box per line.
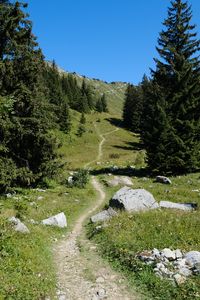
<box><xmin>53</xmin><ymin>125</ymin><xmax>140</xmax><ymax>300</ymax></box>
<box><xmin>84</xmin><ymin>123</ymin><xmax>119</xmax><ymax>168</ymax></box>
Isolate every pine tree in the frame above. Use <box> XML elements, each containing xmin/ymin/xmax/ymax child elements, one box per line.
<box><xmin>123</xmin><ymin>84</ymin><xmax>143</xmax><ymax>132</ymax></box>
<box><xmin>0</xmin><ymin>1</ymin><xmax>59</xmax><ymax>190</ymax></box>
<box><xmin>141</xmin><ymin>0</ymin><xmax>200</xmax><ymax>174</ymax></box>
<box><xmin>80</xmin><ymin>112</ymin><xmax>86</xmax><ymax>124</ymax></box>
<box><xmin>101</xmin><ymin>94</ymin><xmax>108</xmax><ymax>112</ymax></box>
<box><xmin>95</xmin><ymin>98</ymin><xmax>103</xmax><ymax>113</ymax></box>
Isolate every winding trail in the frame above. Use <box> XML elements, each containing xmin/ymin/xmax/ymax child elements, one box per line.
<box><xmin>53</xmin><ymin>124</ymin><xmax>140</xmax><ymax>300</ymax></box>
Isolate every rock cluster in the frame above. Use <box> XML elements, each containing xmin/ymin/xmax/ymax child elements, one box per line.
<box><xmin>137</xmin><ymin>248</ymin><xmax>200</xmax><ymax>285</ymax></box>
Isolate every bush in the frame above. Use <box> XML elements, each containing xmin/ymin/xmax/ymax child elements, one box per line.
<box><xmin>109</xmin><ymin>153</ymin><xmax>120</xmax><ymax>159</ymax></box>
<box><xmin>0</xmin><ymin>157</ymin><xmax>17</xmax><ymax>193</ymax></box>
<box><xmin>67</xmin><ymin>169</ymin><xmax>89</xmax><ymax>188</ymax></box>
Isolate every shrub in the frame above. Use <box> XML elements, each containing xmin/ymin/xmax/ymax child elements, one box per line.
<box><xmin>67</xmin><ymin>169</ymin><xmax>89</xmax><ymax>188</ymax></box>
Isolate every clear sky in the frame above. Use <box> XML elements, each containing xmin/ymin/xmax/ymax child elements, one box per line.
<box><xmin>27</xmin><ymin>0</ymin><xmax>200</xmax><ymax>84</ymax></box>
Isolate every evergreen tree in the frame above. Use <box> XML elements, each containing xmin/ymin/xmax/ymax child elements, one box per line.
<box><xmin>0</xmin><ymin>1</ymin><xmax>59</xmax><ymax>190</ymax></box>
<box><xmin>80</xmin><ymin>112</ymin><xmax>86</xmax><ymax>124</ymax></box>
<box><xmin>76</xmin><ymin>114</ymin><xmax>86</xmax><ymax>137</ymax></box>
<box><xmin>101</xmin><ymin>94</ymin><xmax>108</xmax><ymax>112</ymax></box>
<box><xmin>59</xmin><ymin>99</ymin><xmax>71</xmax><ymax>133</ymax></box>
<box><xmin>123</xmin><ymin>84</ymin><xmax>143</xmax><ymax>132</ymax></box>
<box><xmin>95</xmin><ymin>98</ymin><xmax>103</xmax><ymax>113</ymax></box>
<box><xmin>141</xmin><ymin>0</ymin><xmax>200</xmax><ymax>174</ymax></box>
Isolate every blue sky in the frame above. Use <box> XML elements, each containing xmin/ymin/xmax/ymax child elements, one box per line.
<box><xmin>27</xmin><ymin>0</ymin><xmax>200</xmax><ymax>84</ymax></box>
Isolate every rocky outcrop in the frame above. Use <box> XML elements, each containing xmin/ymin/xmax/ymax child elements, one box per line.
<box><xmin>42</xmin><ymin>212</ymin><xmax>67</xmax><ymax>228</ymax></box>
<box><xmin>137</xmin><ymin>248</ymin><xmax>200</xmax><ymax>285</ymax></box>
<box><xmin>9</xmin><ymin>217</ymin><xmax>30</xmax><ymax>233</ymax></box>
<box><xmin>110</xmin><ymin>186</ymin><xmax>159</xmax><ymax>212</ymax></box>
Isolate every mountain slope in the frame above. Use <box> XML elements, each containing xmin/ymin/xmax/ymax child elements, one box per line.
<box><xmin>48</xmin><ymin>62</ymin><xmax>128</xmax><ymax>116</ymax></box>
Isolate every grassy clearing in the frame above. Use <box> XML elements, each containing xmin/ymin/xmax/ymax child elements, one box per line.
<box><xmin>59</xmin><ymin>111</ymin><xmax>140</xmax><ymax>170</ymax></box>
<box><xmin>87</xmin><ymin>172</ymin><xmax>200</xmax><ymax>300</ymax></box>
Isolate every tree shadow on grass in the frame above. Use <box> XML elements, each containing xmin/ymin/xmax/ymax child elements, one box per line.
<box><xmin>105</xmin><ymin>117</ymin><xmax>125</xmax><ymax>128</ymax></box>
<box><xmin>113</xmin><ymin>141</ymin><xmax>144</xmax><ymax>151</ymax></box>
<box><xmin>90</xmin><ymin>166</ymin><xmax>150</xmax><ymax>178</ymax></box>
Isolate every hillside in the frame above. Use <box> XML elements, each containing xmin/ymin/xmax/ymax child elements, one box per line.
<box><xmin>47</xmin><ymin>61</ymin><xmax>128</xmax><ymax>116</ymax></box>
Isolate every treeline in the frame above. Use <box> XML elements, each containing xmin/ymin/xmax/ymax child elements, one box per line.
<box><xmin>123</xmin><ymin>0</ymin><xmax>200</xmax><ymax>175</ymax></box>
<box><xmin>0</xmin><ymin>1</ymin><xmax>108</xmax><ymax>192</ymax></box>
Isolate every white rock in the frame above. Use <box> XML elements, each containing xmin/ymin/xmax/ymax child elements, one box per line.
<box><xmin>6</xmin><ymin>193</ymin><xmax>12</xmax><ymax>198</ymax></box>
<box><xmin>185</xmin><ymin>251</ymin><xmax>200</xmax><ymax>269</ymax></box>
<box><xmin>96</xmin><ymin>276</ymin><xmax>105</xmax><ymax>283</ymax></box>
<box><xmin>91</xmin><ymin>207</ymin><xmax>117</xmax><ymax>223</ymax></box>
<box><xmin>161</xmin><ymin>248</ymin><xmax>176</xmax><ymax>261</ymax></box>
<box><xmin>42</xmin><ymin>212</ymin><xmax>67</xmax><ymax>228</ymax></box>
<box><xmin>174</xmin><ymin>258</ymin><xmax>186</xmax><ymax>268</ymax></box>
<box><xmin>107</xmin><ymin>176</ymin><xmax>133</xmax><ymax>187</ymax></box>
<box><xmin>178</xmin><ymin>267</ymin><xmax>192</xmax><ymax>277</ymax></box>
<box><xmin>175</xmin><ymin>249</ymin><xmax>182</xmax><ymax>259</ymax></box>
<box><xmin>160</xmin><ymin>201</ymin><xmax>194</xmax><ymax>211</ymax></box>
<box><xmin>174</xmin><ymin>273</ymin><xmax>186</xmax><ymax>285</ymax></box>
<box><xmin>152</xmin><ymin>248</ymin><xmax>161</xmax><ymax>258</ymax></box>
<box><xmin>110</xmin><ymin>187</ymin><xmax>159</xmax><ymax>212</ymax></box>
<box><xmin>67</xmin><ymin>176</ymin><xmax>73</xmax><ymax>184</ymax></box>
<box><xmin>37</xmin><ymin>196</ymin><xmax>44</xmax><ymax>201</ymax></box>
<box><xmin>36</xmin><ymin>188</ymin><xmax>46</xmax><ymax>192</ymax></box>
<box><xmin>9</xmin><ymin>217</ymin><xmax>30</xmax><ymax>233</ymax></box>
<box><xmin>29</xmin><ymin>219</ymin><xmax>38</xmax><ymax>225</ymax></box>
<box><xmin>156</xmin><ymin>176</ymin><xmax>172</xmax><ymax>184</ymax></box>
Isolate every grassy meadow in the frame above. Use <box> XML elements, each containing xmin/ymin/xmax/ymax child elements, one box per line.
<box><xmin>87</xmin><ymin>173</ymin><xmax>200</xmax><ymax>300</ymax></box>
<box><xmin>0</xmin><ymin>106</ymin><xmax>199</xmax><ymax>299</ymax></box>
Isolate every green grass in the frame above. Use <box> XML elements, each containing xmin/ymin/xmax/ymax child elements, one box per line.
<box><xmin>87</xmin><ymin>172</ymin><xmax>200</xmax><ymax>300</ymax></box>
<box><xmin>0</xmin><ymin>181</ymin><xmax>97</xmax><ymax>299</ymax></box>
<box><xmin>1</xmin><ymin>107</ymin><xmax>200</xmax><ymax>300</ymax></box>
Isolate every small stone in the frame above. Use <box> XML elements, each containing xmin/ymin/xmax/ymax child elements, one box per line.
<box><xmin>96</xmin><ymin>288</ymin><xmax>106</xmax><ymax>298</ymax></box>
<box><xmin>160</xmin><ymin>201</ymin><xmax>195</xmax><ymax>211</ymax></box>
<box><xmin>36</xmin><ymin>188</ymin><xmax>46</xmax><ymax>192</ymax></box>
<box><xmin>9</xmin><ymin>217</ymin><xmax>30</xmax><ymax>233</ymax></box>
<box><xmin>96</xmin><ymin>276</ymin><xmax>105</xmax><ymax>283</ymax></box>
<box><xmin>37</xmin><ymin>196</ymin><xmax>44</xmax><ymax>201</ymax></box>
<box><xmin>161</xmin><ymin>248</ymin><xmax>176</xmax><ymax>261</ymax></box>
<box><xmin>174</xmin><ymin>258</ymin><xmax>186</xmax><ymax>267</ymax></box>
<box><xmin>6</xmin><ymin>193</ymin><xmax>12</xmax><ymax>198</ymax></box>
<box><xmin>175</xmin><ymin>249</ymin><xmax>182</xmax><ymax>259</ymax></box>
<box><xmin>178</xmin><ymin>267</ymin><xmax>192</xmax><ymax>277</ymax></box>
<box><xmin>185</xmin><ymin>251</ymin><xmax>200</xmax><ymax>269</ymax></box>
<box><xmin>156</xmin><ymin>176</ymin><xmax>172</xmax><ymax>184</ymax></box>
<box><xmin>152</xmin><ymin>248</ymin><xmax>161</xmax><ymax>258</ymax></box>
<box><xmin>42</xmin><ymin>212</ymin><xmax>67</xmax><ymax>228</ymax></box>
<box><xmin>174</xmin><ymin>273</ymin><xmax>186</xmax><ymax>285</ymax></box>
<box><xmin>138</xmin><ymin>250</ymin><xmax>155</xmax><ymax>262</ymax></box>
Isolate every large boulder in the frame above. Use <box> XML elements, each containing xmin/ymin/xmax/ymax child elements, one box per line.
<box><xmin>42</xmin><ymin>212</ymin><xmax>67</xmax><ymax>228</ymax></box>
<box><xmin>109</xmin><ymin>186</ymin><xmax>159</xmax><ymax>212</ymax></box>
<box><xmin>160</xmin><ymin>201</ymin><xmax>195</xmax><ymax>211</ymax></box>
<box><xmin>91</xmin><ymin>207</ymin><xmax>117</xmax><ymax>223</ymax></box>
<box><xmin>9</xmin><ymin>217</ymin><xmax>30</xmax><ymax>233</ymax></box>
